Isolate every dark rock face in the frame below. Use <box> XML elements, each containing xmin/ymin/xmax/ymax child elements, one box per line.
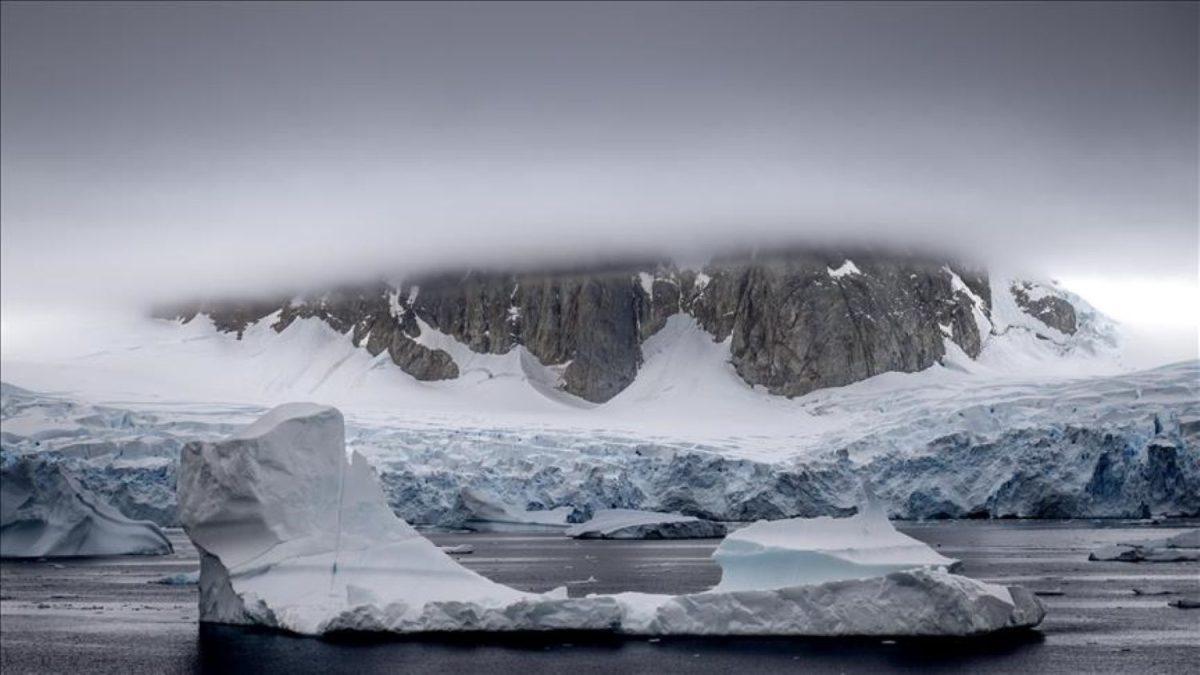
<box><xmin>177</xmin><ymin>285</ymin><xmax>461</xmax><ymax>382</ymax></box>
<box><xmin>405</xmin><ymin>269</ymin><xmax>647</xmax><ymax>401</ymax></box>
<box><xmin>689</xmin><ymin>254</ymin><xmax>986</xmax><ymax>397</ymax></box>
<box><xmin>163</xmin><ymin>251</ymin><xmax>1025</xmax><ymax>402</ymax></box>
<box><xmin>1011</xmin><ymin>281</ymin><xmax>1077</xmax><ymax>335</ymax></box>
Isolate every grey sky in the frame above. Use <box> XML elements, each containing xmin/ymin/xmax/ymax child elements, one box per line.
<box><xmin>2</xmin><ymin>1</ymin><xmax>1196</xmax><ymax>309</ymax></box>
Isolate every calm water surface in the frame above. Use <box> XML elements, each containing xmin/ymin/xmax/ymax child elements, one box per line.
<box><xmin>2</xmin><ymin>520</ymin><xmax>1197</xmax><ymax>674</ymax></box>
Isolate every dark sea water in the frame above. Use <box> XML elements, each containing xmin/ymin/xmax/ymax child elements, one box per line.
<box><xmin>2</xmin><ymin>520</ymin><xmax>1197</xmax><ymax>674</ymax></box>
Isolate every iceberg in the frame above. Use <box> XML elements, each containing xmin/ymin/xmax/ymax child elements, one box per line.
<box><xmin>712</xmin><ymin>502</ymin><xmax>958</xmax><ymax>591</ymax></box>
<box><xmin>179</xmin><ymin>403</ymin><xmax>1043</xmax><ymax>637</ymax></box>
<box><xmin>1088</xmin><ymin>529</ymin><xmax>1200</xmax><ymax>562</ymax></box>
<box><xmin>565</xmin><ymin>509</ymin><xmax>727</xmax><ymax>539</ymax></box>
<box><xmin>458</xmin><ymin>489</ymin><xmax>578</xmax><ymax>530</ymax></box>
<box><xmin>177</xmin><ymin>403</ymin><xmax>573</xmax><ymax>633</ymax></box>
<box><xmin>1</xmin><ymin>454</ymin><xmax>172</xmax><ymax>558</ymax></box>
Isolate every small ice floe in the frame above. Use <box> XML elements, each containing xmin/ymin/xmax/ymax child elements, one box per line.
<box><xmin>1131</xmin><ymin>587</ymin><xmax>1173</xmax><ymax>596</ymax></box>
<box><xmin>1089</xmin><ymin>530</ymin><xmax>1200</xmax><ymax>563</ymax></box>
<box><xmin>439</xmin><ymin>544</ymin><xmax>474</xmax><ymax>555</ymax></box>
<box><xmin>150</xmin><ymin>571</ymin><xmax>200</xmax><ymax>585</ymax></box>
<box><xmin>711</xmin><ymin>500</ymin><xmax>958</xmax><ymax>591</ymax></box>
<box><xmin>564</xmin><ymin>510</ymin><xmax>726</xmax><ymax>540</ymax></box>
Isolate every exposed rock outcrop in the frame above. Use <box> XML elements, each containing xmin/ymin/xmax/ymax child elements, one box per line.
<box><xmin>688</xmin><ymin>253</ymin><xmax>987</xmax><ymax>397</ymax></box>
<box><xmin>1011</xmin><ymin>280</ymin><xmax>1077</xmax><ymax>335</ymax></box>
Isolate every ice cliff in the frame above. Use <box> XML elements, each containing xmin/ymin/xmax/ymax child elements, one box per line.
<box><xmin>178</xmin><ymin>403</ymin><xmax>1043</xmax><ymax>637</ymax></box>
<box><xmin>2</xmin><ymin>361</ymin><xmax>1197</xmax><ymax>529</ymax></box>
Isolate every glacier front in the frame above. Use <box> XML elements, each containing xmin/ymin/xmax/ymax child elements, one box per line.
<box><xmin>1</xmin><ymin>453</ymin><xmax>172</xmax><ymax>558</ymax></box>
<box><xmin>3</xmin><ymin>360</ymin><xmax>1197</xmax><ymax>532</ymax></box>
<box><xmin>178</xmin><ymin>403</ymin><xmax>1043</xmax><ymax>637</ymax></box>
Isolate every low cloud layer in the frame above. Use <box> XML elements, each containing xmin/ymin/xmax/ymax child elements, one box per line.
<box><xmin>2</xmin><ymin>2</ymin><xmax>1196</xmax><ymax>329</ymax></box>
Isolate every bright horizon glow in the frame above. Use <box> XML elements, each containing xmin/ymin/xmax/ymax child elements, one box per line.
<box><xmin>1058</xmin><ymin>274</ymin><xmax>1200</xmax><ymax>329</ymax></box>
<box><xmin>1059</xmin><ymin>273</ymin><xmax>1200</xmax><ymax>367</ymax></box>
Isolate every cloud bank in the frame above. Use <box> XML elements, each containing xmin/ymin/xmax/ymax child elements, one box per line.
<box><xmin>2</xmin><ymin>2</ymin><xmax>1196</xmax><ymax>361</ymax></box>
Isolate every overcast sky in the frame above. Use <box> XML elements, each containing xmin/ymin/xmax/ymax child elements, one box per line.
<box><xmin>2</xmin><ymin>2</ymin><xmax>1196</xmax><ymax>359</ymax></box>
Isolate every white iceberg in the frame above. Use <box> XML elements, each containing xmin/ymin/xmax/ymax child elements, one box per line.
<box><xmin>1</xmin><ymin>454</ymin><xmax>172</xmax><ymax>558</ymax></box>
<box><xmin>177</xmin><ymin>403</ymin><xmax>563</xmax><ymax>633</ymax></box>
<box><xmin>178</xmin><ymin>403</ymin><xmax>1043</xmax><ymax>637</ymax></box>
<box><xmin>565</xmin><ymin>509</ymin><xmax>727</xmax><ymax>539</ymax></box>
<box><xmin>712</xmin><ymin>503</ymin><xmax>958</xmax><ymax>591</ymax></box>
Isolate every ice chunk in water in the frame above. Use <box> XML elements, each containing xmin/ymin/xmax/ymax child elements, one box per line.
<box><xmin>712</xmin><ymin>501</ymin><xmax>959</xmax><ymax>592</ymax></box>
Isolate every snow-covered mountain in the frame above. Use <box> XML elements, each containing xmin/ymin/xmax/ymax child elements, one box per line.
<box><xmin>145</xmin><ymin>251</ymin><xmax>1122</xmax><ymax>405</ymax></box>
<box><xmin>2</xmin><ymin>250</ymin><xmax>1194</xmax><ymax>530</ymax></box>
<box><xmin>2</xmin><ymin>247</ymin><xmax>1195</xmax><ymax>528</ymax></box>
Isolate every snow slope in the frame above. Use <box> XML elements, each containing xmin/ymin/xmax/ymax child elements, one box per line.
<box><xmin>179</xmin><ymin>403</ymin><xmax>1043</xmax><ymax>637</ymax></box>
<box><xmin>0</xmin><ymin>275</ymin><xmax>1133</xmax><ymax>442</ymax></box>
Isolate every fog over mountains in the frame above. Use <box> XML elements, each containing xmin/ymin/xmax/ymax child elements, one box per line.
<box><xmin>2</xmin><ymin>3</ymin><xmax>1196</xmax><ymax>364</ymax></box>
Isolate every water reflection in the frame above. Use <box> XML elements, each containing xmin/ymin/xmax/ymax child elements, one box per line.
<box><xmin>196</xmin><ymin>623</ymin><xmax>1046</xmax><ymax>674</ymax></box>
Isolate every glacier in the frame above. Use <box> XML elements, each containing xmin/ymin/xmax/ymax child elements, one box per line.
<box><xmin>1</xmin><ymin>452</ymin><xmax>172</xmax><ymax>558</ymax></box>
<box><xmin>1</xmin><ymin>360</ymin><xmax>1197</xmax><ymax>530</ymax></box>
<box><xmin>179</xmin><ymin>402</ymin><xmax>1043</xmax><ymax>637</ymax></box>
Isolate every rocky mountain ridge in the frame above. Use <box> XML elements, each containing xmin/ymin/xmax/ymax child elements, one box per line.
<box><xmin>165</xmin><ymin>250</ymin><xmax>1078</xmax><ymax>403</ymax></box>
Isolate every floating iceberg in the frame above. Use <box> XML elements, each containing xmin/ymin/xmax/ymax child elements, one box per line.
<box><xmin>712</xmin><ymin>502</ymin><xmax>958</xmax><ymax>591</ymax></box>
<box><xmin>458</xmin><ymin>489</ymin><xmax>579</xmax><ymax>530</ymax></box>
<box><xmin>1088</xmin><ymin>529</ymin><xmax>1200</xmax><ymax>563</ymax></box>
<box><xmin>565</xmin><ymin>509</ymin><xmax>727</xmax><ymax>539</ymax></box>
<box><xmin>1</xmin><ymin>454</ymin><xmax>172</xmax><ymax>558</ymax></box>
<box><xmin>178</xmin><ymin>403</ymin><xmax>1043</xmax><ymax>637</ymax></box>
